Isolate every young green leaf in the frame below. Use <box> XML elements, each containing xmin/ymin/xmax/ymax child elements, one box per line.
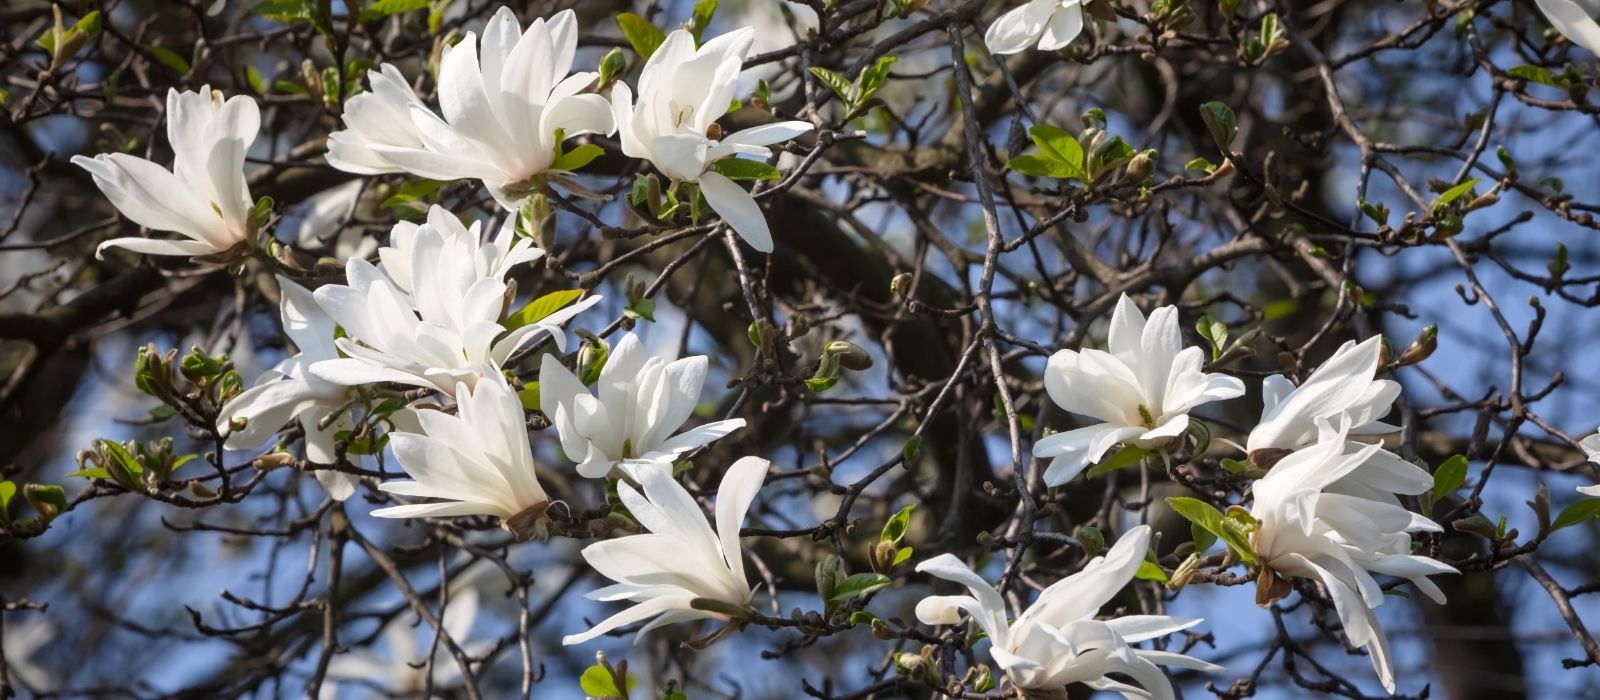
<box><xmin>712</xmin><ymin>158</ymin><xmax>781</xmax><ymax>181</ymax></box>
<box><xmin>1167</xmin><ymin>496</ymin><xmax>1255</xmax><ymax>566</ymax></box>
<box><xmin>1551</xmin><ymin>497</ymin><xmax>1600</xmax><ymax>533</ymax></box>
<box><xmin>1432</xmin><ymin>454</ymin><xmax>1469</xmax><ymax>499</ymax></box>
<box><xmin>551</xmin><ymin>143</ymin><xmax>604</xmax><ymax>172</ymax></box>
<box><xmin>690</xmin><ymin>0</ymin><xmax>718</xmax><ymax>44</ymax></box>
<box><xmin>505</xmin><ymin>289</ymin><xmax>584</xmax><ymax>330</ymax></box>
<box><xmin>881</xmin><ymin>503</ymin><xmax>916</xmax><ymax>544</ymax></box>
<box><xmin>1199</xmin><ymin>101</ymin><xmax>1237</xmax><ymax>152</ymax></box>
<box><xmin>809</xmin><ymin>66</ymin><xmax>854</xmax><ymax>105</ymax></box>
<box><xmin>1085</xmin><ymin>444</ymin><xmax>1150</xmax><ymax>478</ymax></box>
<box><xmin>828</xmin><ymin>572</ymin><xmax>891</xmax><ymax>602</ymax></box>
<box><xmin>616</xmin><ymin>13</ymin><xmax>667</xmax><ymax>60</ymax></box>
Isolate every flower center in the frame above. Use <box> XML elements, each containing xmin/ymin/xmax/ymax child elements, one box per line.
<box><xmin>1136</xmin><ymin>404</ymin><xmax>1157</xmax><ymax>429</ymax></box>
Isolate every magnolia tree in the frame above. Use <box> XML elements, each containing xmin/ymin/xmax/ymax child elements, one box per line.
<box><xmin>5</xmin><ymin>0</ymin><xmax>1600</xmax><ymax>698</ymax></box>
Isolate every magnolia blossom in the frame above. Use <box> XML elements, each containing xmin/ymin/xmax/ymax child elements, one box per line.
<box><xmin>563</xmin><ymin>456</ymin><xmax>768</xmax><ymax>646</ymax></box>
<box><xmin>612</xmin><ymin>28</ymin><xmax>813</xmax><ymax>253</ymax></box>
<box><xmin>1250</xmin><ymin>422</ymin><xmax>1456</xmax><ymax>693</ymax></box>
<box><xmin>1033</xmin><ymin>295</ymin><xmax>1246</xmax><ymax>486</ymax></box>
<box><xmin>1246</xmin><ymin>337</ymin><xmax>1432</xmax><ymax>504</ymax></box>
<box><xmin>1535</xmin><ymin>0</ymin><xmax>1600</xmax><ymax>54</ymax></box>
<box><xmin>216</xmin><ymin>276</ymin><xmax>360</xmax><ymax>500</ymax></box>
<box><xmin>2</xmin><ymin>616</ymin><xmax>54</xmax><ymax>692</ymax></box>
<box><xmin>289</xmin><ymin>180</ymin><xmax>376</xmax><ymax>261</ymax></box>
<box><xmin>373</xmin><ymin>374</ymin><xmax>552</xmax><ymax>536</ymax></box>
<box><xmin>325</xmin><ymin>64</ymin><xmax>427</xmax><ymax>175</ymax></box>
<box><xmin>376</xmin><ymin>205</ymin><xmax>537</xmax><ymax>297</ymax></box>
<box><xmin>539</xmin><ymin>333</ymin><xmax>745</xmax><ymax>478</ymax></box>
<box><xmin>339</xmin><ymin>8</ymin><xmax>615</xmax><ymax>206</ymax></box>
<box><xmin>320</xmin><ymin>588</ymin><xmax>488</xmax><ymax>699</ymax></box>
<box><xmin>915</xmin><ymin>525</ymin><xmax>1220</xmax><ymax>696</ymax></box>
<box><xmin>74</xmin><ymin>87</ymin><xmax>258</xmax><ymax>259</ymax></box>
<box><xmin>985</xmin><ymin>0</ymin><xmax>1085</xmax><ymax>55</ymax></box>
<box><xmin>310</xmin><ymin>208</ymin><xmax>596</xmax><ymax>395</ymax></box>
<box><xmin>1580</xmin><ymin>433</ymin><xmax>1600</xmax><ymax>496</ymax></box>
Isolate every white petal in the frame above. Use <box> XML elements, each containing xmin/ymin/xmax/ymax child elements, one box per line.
<box><xmin>714</xmin><ymin>456</ymin><xmax>768</xmax><ymax>592</ymax></box>
<box><xmin>983</xmin><ymin>0</ymin><xmax>1059</xmax><ymax>54</ymax></box>
<box><xmin>699</xmin><ymin>171</ymin><xmax>773</xmax><ymax>252</ymax></box>
<box><xmin>1537</xmin><ymin>0</ymin><xmax>1600</xmax><ymax>54</ymax></box>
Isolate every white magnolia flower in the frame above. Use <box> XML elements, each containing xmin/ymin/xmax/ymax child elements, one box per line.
<box><xmin>1249</xmin><ymin>422</ymin><xmax>1456</xmax><ymax>693</ymax></box>
<box><xmin>1246</xmin><ymin>336</ymin><xmax>1434</xmax><ymax>505</ymax></box>
<box><xmin>74</xmin><ymin>87</ymin><xmax>258</xmax><ymax>259</ymax></box>
<box><xmin>289</xmin><ymin>180</ymin><xmax>376</xmax><ymax>261</ymax></box>
<box><xmin>216</xmin><ymin>275</ymin><xmax>360</xmax><ymax>500</ymax></box>
<box><xmin>1579</xmin><ymin>433</ymin><xmax>1600</xmax><ymax>496</ymax></box>
<box><xmin>1535</xmin><ymin>0</ymin><xmax>1600</xmax><ymax>54</ymax></box>
<box><xmin>1248</xmin><ymin>337</ymin><xmax>1404</xmax><ymax>454</ymax></box>
<box><xmin>310</xmin><ymin>208</ymin><xmax>596</xmax><ymax>396</ymax></box>
<box><xmin>1033</xmin><ymin>294</ymin><xmax>1246</xmax><ymax>486</ymax></box>
<box><xmin>320</xmin><ymin>588</ymin><xmax>489</xmax><ymax>699</ymax></box>
<box><xmin>539</xmin><ymin>333</ymin><xmax>746</xmax><ymax>479</ymax></box>
<box><xmin>915</xmin><ymin>525</ymin><xmax>1221</xmax><ymax>697</ymax></box>
<box><xmin>563</xmin><ymin>456</ymin><xmax>769</xmax><ymax>646</ymax></box>
<box><xmin>612</xmin><ymin>28</ymin><xmax>813</xmax><ymax>253</ymax></box>
<box><xmin>373</xmin><ymin>374</ymin><xmax>552</xmax><ymax>536</ymax></box>
<box><xmin>2</xmin><ymin>615</ymin><xmax>54</xmax><ymax>692</ymax></box>
<box><xmin>985</xmin><ymin>0</ymin><xmax>1085</xmax><ymax>55</ymax></box>
<box><xmin>357</xmin><ymin>7</ymin><xmax>615</xmax><ymax>206</ymax></box>
<box><xmin>325</xmin><ymin>64</ymin><xmax>428</xmax><ymax>175</ymax></box>
<box><xmin>376</xmin><ymin>205</ymin><xmax>538</xmax><ymax>298</ymax></box>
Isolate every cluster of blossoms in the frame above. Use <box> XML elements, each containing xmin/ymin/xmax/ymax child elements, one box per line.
<box><xmin>70</xmin><ymin>3</ymin><xmax>1600</xmax><ymax>697</ymax></box>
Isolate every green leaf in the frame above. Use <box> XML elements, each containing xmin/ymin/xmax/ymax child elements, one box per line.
<box><xmin>808</xmin><ymin>66</ymin><xmax>854</xmax><ymax>104</ymax></box>
<box><xmin>75</xmin><ymin>10</ymin><xmax>103</xmax><ymax>35</ymax></box>
<box><xmin>1219</xmin><ymin>457</ymin><xmax>1250</xmax><ymax>474</ymax></box>
<box><xmin>902</xmin><ymin>435</ymin><xmax>923</xmax><ymax>463</ymax></box>
<box><xmin>517</xmin><ymin>382</ymin><xmax>540</xmax><ymax>411</ymax></box>
<box><xmin>712</xmin><ymin>158</ymin><xmax>781</xmax><ymax>181</ymax></box>
<box><xmin>616</xmin><ymin>13</ymin><xmax>667</xmax><ymax>60</ymax></box>
<box><xmin>1551</xmin><ymin>497</ymin><xmax>1600</xmax><ymax>532</ymax></box>
<box><xmin>67</xmin><ymin>468</ymin><xmax>112</xmax><ymax>480</ymax></box>
<box><xmin>856</xmin><ymin>55</ymin><xmax>899</xmax><ymax>104</ymax></box>
<box><xmin>598</xmin><ymin>48</ymin><xmax>626</xmax><ymax>87</ymax></box>
<box><xmin>1432</xmin><ymin>454</ymin><xmax>1469</xmax><ymax>499</ymax></box>
<box><xmin>24</xmin><ymin>484</ymin><xmax>68</xmax><ymax>524</ymax></box>
<box><xmin>380</xmin><ymin>178</ymin><xmax>442</xmax><ymax>215</ymax></box>
<box><xmin>1028</xmin><ymin>124</ymin><xmax>1084</xmax><ymax>174</ymax></box>
<box><xmin>505</xmin><ymin>289</ymin><xmax>584</xmax><ymax>330</ymax></box>
<box><xmin>1183</xmin><ymin>156</ymin><xmax>1216</xmax><ymax>173</ymax></box>
<box><xmin>358</xmin><ymin>0</ymin><xmax>429</xmax><ymax>21</ymax></box>
<box><xmin>1134</xmin><ymin>560</ymin><xmax>1169</xmax><ymax>583</ymax></box>
<box><xmin>804</xmin><ymin>376</ymin><xmax>839</xmax><ymax>393</ymax></box>
<box><xmin>245</xmin><ymin>65</ymin><xmax>268</xmax><ymax>94</ymax></box>
<box><xmin>1199</xmin><ymin>101</ymin><xmax>1238</xmax><ymax>152</ymax></box>
<box><xmin>1005</xmin><ymin>154</ymin><xmax>1076</xmax><ymax>179</ymax></box>
<box><xmin>579</xmin><ymin>665</ymin><xmax>623</xmax><ymax>697</ymax></box>
<box><xmin>1549</xmin><ymin>243</ymin><xmax>1570</xmax><ymax>279</ymax></box>
<box><xmin>0</xmin><ymin>480</ymin><xmax>15</xmax><ymax>519</ymax></box>
<box><xmin>1433</xmin><ymin>178</ymin><xmax>1479</xmax><ymax>210</ymax></box>
<box><xmin>623</xmin><ymin>298</ymin><xmax>656</xmax><ymax>322</ymax></box>
<box><xmin>1086</xmin><ymin>444</ymin><xmax>1150</xmax><ymax>478</ymax></box>
<box><xmin>891</xmin><ymin>546</ymin><xmax>914</xmax><ymax>567</ymax></box>
<box><xmin>103</xmin><ymin>440</ymin><xmax>146</xmax><ymax>478</ymax></box>
<box><xmin>849</xmin><ymin>611</ymin><xmax>880</xmax><ymax>626</ymax></box>
<box><xmin>551</xmin><ymin>143</ymin><xmax>604</xmax><ymax>173</ymax></box>
<box><xmin>828</xmin><ymin>572</ymin><xmax>891</xmax><ymax>602</ymax></box>
<box><xmin>1508</xmin><ymin>64</ymin><xmax>1565</xmax><ymax>88</ymax></box>
<box><xmin>146</xmin><ymin>44</ymin><xmax>191</xmax><ymax>74</ymax></box>
<box><xmin>881</xmin><ymin>503</ymin><xmax>916</xmax><ymax>544</ymax></box>
<box><xmin>1166</xmin><ymin>496</ymin><xmax>1255</xmax><ymax>566</ymax></box>
<box><xmin>690</xmin><ymin>0</ymin><xmax>718</xmax><ymax>43</ymax></box>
